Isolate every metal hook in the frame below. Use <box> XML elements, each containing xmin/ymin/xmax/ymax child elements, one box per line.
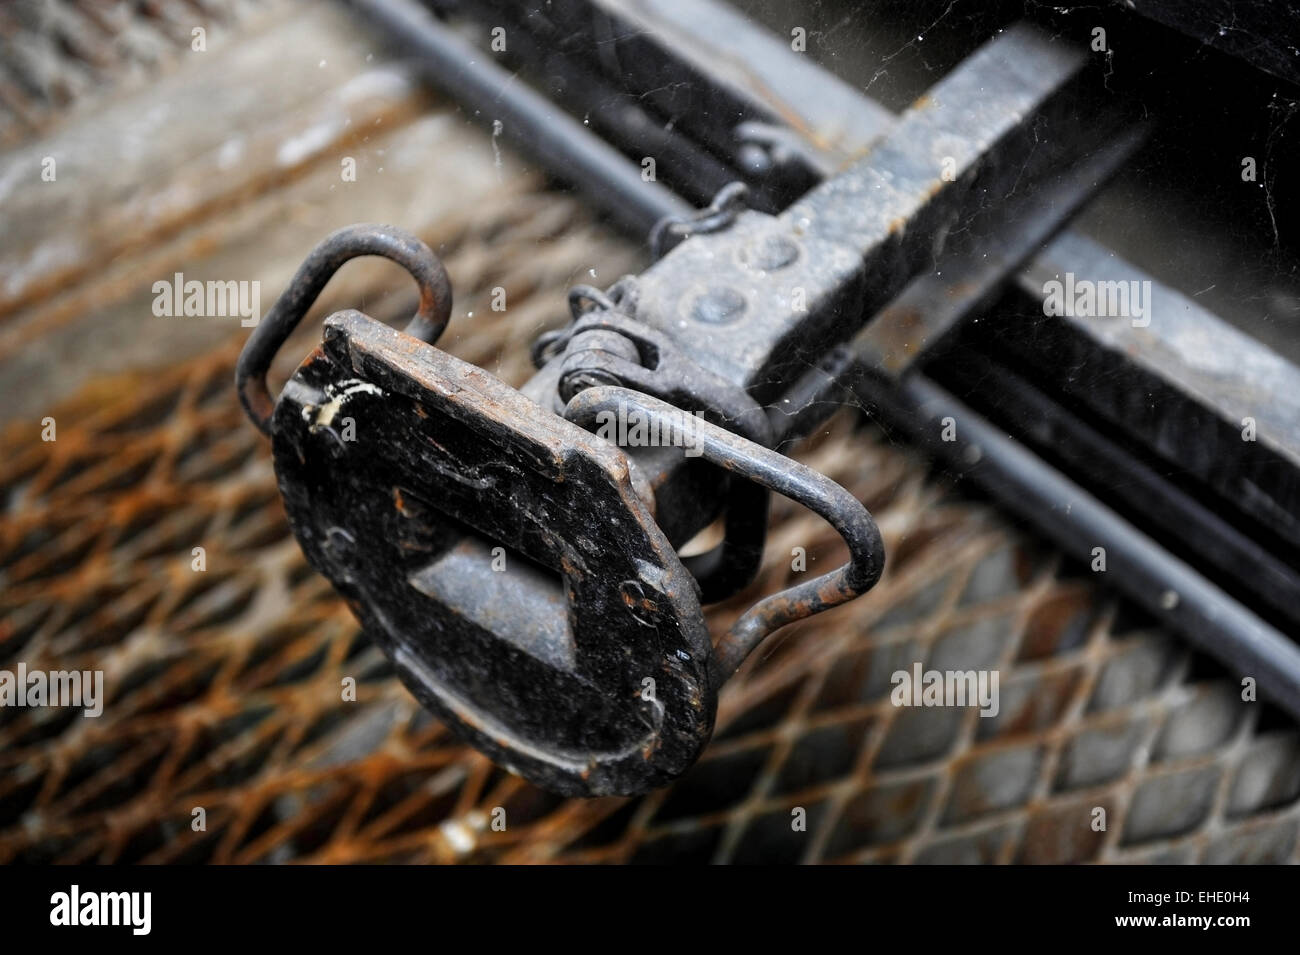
<box><xmin>648</xmin><ymin>181</ymin><xmax>750</xmax><ymax>259</ymax></box>
<box><xmin>566</xmin><ymin>284</ymin><xmax>618</xmax><ymax>319</ymax></box>
<box><xmin>235</xmin><ymin>223</ymin><xmax>453</xmax><ymax>436</ymax></box>
<box><xmin>564</xmin><ymin>386</ymin><xmax>885</xmax><ymax>685</ymax></box>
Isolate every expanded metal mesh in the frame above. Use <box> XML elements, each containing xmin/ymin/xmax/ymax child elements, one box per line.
<box><xmin>3</xmin><ymin>176</ymin><xmax>1298</xmax><ymax>864</ymax></box>
<box><xmin>1</xmin><ymin>0</ymin><xmax>1297</xmax><ymax>865</ymax></box>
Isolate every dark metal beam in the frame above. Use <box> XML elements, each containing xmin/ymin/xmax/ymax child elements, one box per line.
<box><xmin>855</xmin><ymin>370</ymin><xmax>1300</xmax><ymax>717</ymax></box>
<box><xmin>1015</xmin><ymin>232</ymin><xmax>1300</xmax><ymax>553</ymax></box>
<box><xmin>626</xmin><ymin>23</ymin><xmax>1088</xmax><ymax>396</ymax></box>
<box><xmin>476</xmin><ymin>0</ymin><xmax>896</xmax><ymax>181</ymax></box>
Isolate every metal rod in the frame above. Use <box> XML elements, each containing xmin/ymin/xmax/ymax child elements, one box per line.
<box><xmin>855</xmin><ymin>370</ymin><xmax>1300</xmax><ymax>715</ymax></box>
<box><xmin>343</xmin><ymin>0</ymin><xmax>693</xmax><ymax>236</ymax></box>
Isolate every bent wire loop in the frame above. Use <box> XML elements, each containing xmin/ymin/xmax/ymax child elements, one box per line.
<box><xmin>235</xmin><ymin>223</ymin><xmax>453</xmax><ymax>435</ymax></box>
<box><xmin>564</xmin><ymin>385</ymin><xmax>885</xmax><ymax>684</ymax></box>
<box><xmin>649</xmin><ymin>181</ymin><xmax>750</xmax><ymax>260</ymax></box>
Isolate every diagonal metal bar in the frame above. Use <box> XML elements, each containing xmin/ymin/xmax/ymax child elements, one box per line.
<box><xmin>332</xmin><ymin>0</ymin><xmax>1300</xmax><ymax>716</ymax></box>
<box><xmin>625</xmin><ymin>23</ymin><xmax>1088</xmax><ymax>395</ymax></box>
<box><xmin>343</xmin><ymin>0</ymin><xmax>692</xmax><ymax>235</ymax></box>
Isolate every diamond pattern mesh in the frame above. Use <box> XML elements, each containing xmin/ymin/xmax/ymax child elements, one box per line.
<box><xmin>3</xmin><ymin>177</ymin><xmax>1298</xmax><ymax>864</ymax></box>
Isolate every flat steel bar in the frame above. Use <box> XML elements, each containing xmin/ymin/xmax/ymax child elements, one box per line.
<box><xmin>855</xmin><ymin>370</ymin><xmax>1300</xmax><ymax>716</ymax></box>
<box><xmin>626</xmin><ymin>23</ymin><xmax>1087</xmax><ymax>395</ymax></box>
<box><xmin>1015</xmin><ymin>231</ymin><xmax>1300</xmax><ymax>553</ymax></box>
<box><xmin>590</xmin><ymin>0</ymin><xmax>897</xmax><ymax>171</ymax></box>
<box><xmin>933</xmin><ymin>348</ymin><xmax>1300</xmax><ymax>633</ymax></box>
<box><xmin>478</xmin><ymin>0</ymin><xmax>896</xmax><ymax>181</ymax></box>
<box><xmin>853</xmin><ymin>125</ymin><xmax>1146</xmax><ymax>380</ymax></box>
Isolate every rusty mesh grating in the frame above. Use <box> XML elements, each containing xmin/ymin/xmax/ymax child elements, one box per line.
<box><xmin>3</xmin><ymin>184</ymin><xmax>1300</xmax><ymax>865</ymax></box>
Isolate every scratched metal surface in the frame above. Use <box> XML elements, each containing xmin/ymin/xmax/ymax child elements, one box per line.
<box><xmin>1</xmin><ymin>0</ymin><xmax>1298</xmax><ymax>864</ymax></box>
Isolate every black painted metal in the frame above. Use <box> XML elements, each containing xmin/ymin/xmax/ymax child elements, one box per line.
<box><xmin>565</xmin><ymin>386</ymin><xmax>884</xmax><ymax>680</ymax></box>
<box><xmin>253</xmin><ymin>300</ymin><xmax>884</xmax><ymax>794</ymax></box>
<box><xmin>238</xmin><ymin>21</ymin><xmax>1127</xmax><ymax>792</ymax></box>
<box><xmin>410</xmin><ymin>0</ymin><xmax>1300</xmax><ymax>710</ymax></box>
<box><xmin>239</xmin><ymin>0</ymin><xmax>1300</xmax><ymax>794</ymax></box>
<box><xmin>470</xmin><ymin>0</ymin><xmax>894</xmax><ymax>186</ymax></box>
<box><xmin>555</xmin><ymin>305</ymin><xmax>775</xmax><ymax>604</ymax></box>
<box><xmin>272</xmin><ymin>310</ymin><xmax>716</xmax><ymax>796</ymax></box>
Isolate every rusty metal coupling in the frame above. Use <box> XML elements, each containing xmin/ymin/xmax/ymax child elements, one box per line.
<box><xmin>236</xmin><ymin>224</ymin><xmax>884</xmax><ymax>796</ymax></box>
